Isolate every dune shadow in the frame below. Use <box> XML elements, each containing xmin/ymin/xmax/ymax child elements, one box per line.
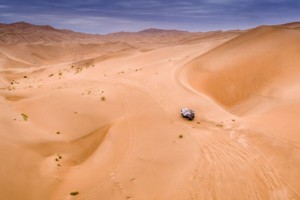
<box><xmin>24</xmin><ymin>124</ymin><xmax>111</xmax><ymax>165</ymax></box>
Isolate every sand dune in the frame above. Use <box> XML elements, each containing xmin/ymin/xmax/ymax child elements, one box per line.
<box><xmin>0</xmin><ymin>22</ymin><xmax>300</xmax><ymax>200</ymax></box>
<box><xmin>184</xmin><ymin>25</ymin><xmax>300</xmax><ymax>109</ymax></box>
<box><xmin>0</xmin><ymin>42</ymin><xmax>136</xmax><ymax>69</ymax></box>
<box><xmin>0</xmin><ymin>50</ymin><xmax>32</xmax><ymax>69</ymax></box>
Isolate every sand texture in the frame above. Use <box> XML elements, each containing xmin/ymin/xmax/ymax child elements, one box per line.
<box><xmin>0</xmin><ymin>22</ymin><xmax>300</xmax><ymax>200</ymax></box>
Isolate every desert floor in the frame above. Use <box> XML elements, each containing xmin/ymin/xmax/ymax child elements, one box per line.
<box><xmin>0</xmin><ymin>24</ymin><xmax>300</xmax><ymax>200</ymax></box>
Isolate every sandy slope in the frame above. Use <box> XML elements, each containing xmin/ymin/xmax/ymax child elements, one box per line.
<box><xmin>0</xmin><ymin>23</ymin><xmax>300</xmax><ymax>200</ymax></box>
<box><xmin>183</xmin><ymin>25</ymin><xmax>300</xmax><ymax>197</ymax></box>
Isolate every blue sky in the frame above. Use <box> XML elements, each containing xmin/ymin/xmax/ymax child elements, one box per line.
<box><xmin>0</xmin><ymin>0</ymin><xmax>299</xmax><ymax>34</ymax></box>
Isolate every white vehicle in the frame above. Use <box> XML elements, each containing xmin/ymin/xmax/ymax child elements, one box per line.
<box><xmin>181</xmin><ymin>108</ymin><xmax>195</xmax><ymax>120</ymax></box>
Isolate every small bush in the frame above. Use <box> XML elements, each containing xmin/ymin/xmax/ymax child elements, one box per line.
<box><xmin>21</xmin><ymin>113</ymin><xmax>28</xmax><ymax>121</ymax></box>
<box><xmin>101</xmin><ymin>96</ymin><xmax>106</xmax><ymax>101</ymax></box>
<box><xmin>75</xmin><ymin>67</ymin><xmax>83</xmax><ymax>73</ymax></box>
<box><xmin>216</xmin><ymin>124</ymin><xmax>223</xmax><ymax>128</ymax></box>
<box><xmin>70</xmin><ymin>191</ymin><xmax>79</xmax><ymax>196</ymax></box>
<box><xmin>179</xmin><ymin>134</ymin><xmax>183</xmax><ymax>139</ymax></box>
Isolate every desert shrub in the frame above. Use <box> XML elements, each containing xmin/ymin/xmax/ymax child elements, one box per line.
<box><xmin>21</xmin><ymin>113</ymin><xmax>28</xmax><ymax>121</ymax></box>
<box><xmin>70</xmin><ymin>192</ymin><xmax>79</xmax><ymax>196</ymax></box>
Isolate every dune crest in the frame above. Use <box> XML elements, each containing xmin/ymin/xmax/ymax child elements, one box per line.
<box><xmin>184</xmin><ymin>26</ymin><xmax>300</xmax><ymax>109</ymax></box>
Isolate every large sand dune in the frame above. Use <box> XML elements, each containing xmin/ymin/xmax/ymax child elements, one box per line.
<box><xmin>184</xmin><ymin>26</ymin><xmax>300</xmax><ymax>107</ymax></box>
<box><xmin>0</xmin><ymin>22</ymin><xmax>300</xmax><ymax>200</ymax></box>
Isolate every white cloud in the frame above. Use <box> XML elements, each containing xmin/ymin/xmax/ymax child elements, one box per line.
<box><xmin>0</xmin><ymin>13</ymin><xmax>15</xmax><ymax>17</ymax></box>
<box><xmin>204</xmin><ymin>0</ymin><xmax>249</xmax><ymax>3</ymax></box>
<box><xmin>0</xmin><ymin>5</ymin><xmax>9</xmax><ymax>8</ymax></box>
<box><xmin>115</xmin><ymin>0</ymin><xmax>163</xmax><ymax>8</ymax></box>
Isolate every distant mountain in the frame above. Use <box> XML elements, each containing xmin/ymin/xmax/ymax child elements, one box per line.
<box><xmin>138</xmin><ymin>28</ymin><xmax>190</xmax><ymax>34</ymax></box>
<box><xmin>0</xmin><ymin>22</ymin><xmax>195</xmax><ymax>44</ymax></box>
<box><xmin>0</xmin><ymin>22</ymin><xmax>102</xmax><ymax>44</ymax></box>
<box><xmin>1</xmin><ymin>21</ymin><xmax>299</xmax><ymax>45</ymax></box>
<box><xmin>105</xmin><ymin>28</ymin><xmax>190</xmax><ymax>38</ymax></box>
<box><xmin>279</xmin><ymin>22</ymin><xmax>300</xmax><ymax>29</ymax></box>
<box><xmin>0</xmin><ymin>21</ymin><xmax>248</xmax><ymax>48</ymax></box>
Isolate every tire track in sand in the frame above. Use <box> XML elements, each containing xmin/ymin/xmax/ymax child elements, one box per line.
<box><xmin>180</xmin><ymin>111</ymin><xmax>300</xmax><ymax>199</ymax></box>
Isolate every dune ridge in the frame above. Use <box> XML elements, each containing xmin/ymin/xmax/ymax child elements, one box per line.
<box><xmin>184</xmin><ymin>25</ymin><xmax>300</xmax><ymax>108</ymax></box>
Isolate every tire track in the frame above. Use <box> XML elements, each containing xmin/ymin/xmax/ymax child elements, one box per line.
<box><xmin>53</xmin><ymin>74</ymin><xmax>300</xmax><ymax>199</ymax></box>
<box><xmin>184</xmin><ymin>120</ymin><xmax>300</xmax><ymax>199</ymax></box>
<box><xmin>173</xmin><ymin>55</ymin><xmax>300</xmax><ymax>199</ymax></box>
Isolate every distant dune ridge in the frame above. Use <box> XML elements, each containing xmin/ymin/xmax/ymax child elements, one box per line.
<box><xmin>0</xmin><ymin>22</ymin><xmax>242</xmax><ymax>69</ymax></box>
<box><xmin>0</xmin><ymin>21</ymin><xmax>300</xmax><ymax>200</ymax></box>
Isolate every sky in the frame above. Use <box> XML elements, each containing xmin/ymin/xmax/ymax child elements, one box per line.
<box><xmin>0</xmin><ymin>0</ymin><xmax>299</xmax><ymax>34</ymax></box>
